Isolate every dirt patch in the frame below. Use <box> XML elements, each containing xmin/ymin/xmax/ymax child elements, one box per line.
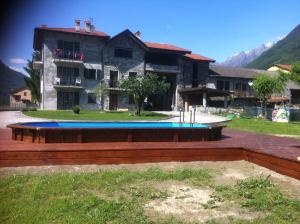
<box><xmin>144</xmin><ymin>184</ymin><xmax>262</xmax><ymax>223</ymax></box>
<box><xmin>1</xmin><ymin>161</ymin><xmax>299</xmax><ymax>198</ymax></box>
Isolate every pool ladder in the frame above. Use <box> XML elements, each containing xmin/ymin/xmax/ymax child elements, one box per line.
<box><xmin>179</xmin><ymin>108</ymin><xmax>196</xmax><ymax>126</ymax></box>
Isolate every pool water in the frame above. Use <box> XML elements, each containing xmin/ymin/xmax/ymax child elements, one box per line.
<box><xmin>21</xmin><ymin>122</ymin><xmax>208</xmax><ymax>129</ymax></box>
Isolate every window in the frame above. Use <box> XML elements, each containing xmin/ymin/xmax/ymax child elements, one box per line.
<box><xmin>217</xmin><ymin>80</ymin><xmax>224</xmax><ymax>90</ymax></box>
<box><xmin>129</xmin><ymin>72</ymin><xmax>137</xmax><ymax>78</ymax></box>
<box><xmin>114</xmin><ymin>48</ymin><xmax>132</xmax><ymax>58</ymax></box>
<box><xmin>84</xmin><ymin>69</ymin><xmax>96</xmax><ymax>80</ymax></box>
<box><xmin>57</xmin><ymin>40</ymin><xmax>80</xmax><ymax>60</ymax></box>
<box><xmin>88</xmin><ymin>93</ymin><xmax>96</xmax><ymax>104</ymax></box>
<box><xmin>57</xmin><ymin>66</ymin><xmax>79</xmax><ymax>85</ymax></box>
<box><xmin>235</xmin><ymin>83</ymin><xmax>247</xmax><ymax>92</ymax></box>
<box><xmin>109</xmin><ymin>70</ymin><xmax>119</xmax><ymax>87</ymax></box>
<box><xmin>217</xmin><ymin>80</ymin><xmax>230</xmax><ymax>91</ymax></box>
<box><xmin>24</xmin><ymin>92</ymin><xmax>27</xmax><ymax>96</ymax></box>
<box><xmin>192</xmin><ymin>62</ymin><xmax>198</xmax><ymax>87</ymax></box>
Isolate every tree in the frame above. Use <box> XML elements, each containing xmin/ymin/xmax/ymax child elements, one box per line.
<box><xmin>290</xmin><ymin>61</ymin><xmax>300</xmax><ymax>85</ymax></box>
<box><xmin>93</xmin><ymin>81</ymin><xmax>109</xmax><ymax>110</ymax></box>
<box><xmin>119</xmin><ymin>72</ymin><xmax>170</xmax><ymax>116</ymax></box>
<box><xmin>23</xmin><ymin>51</ymin><xmax>41</xmax><ymax>104</ymax></box>
<box><xmin>252</xmin><ymin>74</ymin><xmax>286</xmax><ymax>118</ymax></box>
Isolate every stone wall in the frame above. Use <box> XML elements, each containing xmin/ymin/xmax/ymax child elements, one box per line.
<box><xmin>102</xmin><ymin>32</ymin><xmax>146</xmax><ymax>110</ymax></box>
<box><xmin>41</xmin><ymin>31</ymin><xmax>106</xmax><ymax>110</ymax></box>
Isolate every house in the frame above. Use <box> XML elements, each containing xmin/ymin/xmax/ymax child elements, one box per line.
<box><xmin>33</xmin><ymin>20</ymin><xmax>222</xmax><ymax>111</ymax></box>
<box><xmin>267</xmin><ymin>64</ymin><xmax>292</xmax><ymax>73</ymax></box>
<box><xmin>33</xmin><ymin>20</ymin><xmax>300</xmax><ymax>111</ymax></box>
<box><xmin>209</xmin><ymin>65</ymin><xmax>300</xmax><ymax>107</ymax></box>
<box><xmin>10</xmin><ymin>87</ymin><xmax>32</xmax><ymax>107</ymax></box>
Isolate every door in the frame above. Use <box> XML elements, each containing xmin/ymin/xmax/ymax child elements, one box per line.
<box><xmin>109</xmin><ymin>94</ymin><xmax>118</xmax><ymax>110</ymax></box>
<box><xmin>57</xmin><ymin>92</ymin><xmax>79</xmax><ymax>110</ymax></box>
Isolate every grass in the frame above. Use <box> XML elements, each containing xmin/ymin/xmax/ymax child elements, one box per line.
<box><xmin>23</xmin><ymin>110</ymin><xmax>168</xmax><ymax>121</ymax></box>
<box><xmin>226</xmin><ymin>118</ymin><xmax>300</xmax><ymax>136</ymax></box>
<box><xmin>0</xmin><ymin>168</ymin><xmax>299</xmax><ymax>224</ymax></box>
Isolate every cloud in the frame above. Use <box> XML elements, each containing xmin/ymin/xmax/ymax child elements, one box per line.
<box><xmin>166</xmin><ymin>24</ymin><xmax>172</xmax><ymax>29</ymax></box>
<box><xmin>9</xmin><ymin>58</ymin><xmax>27</xmax><ymax>64</ymax></box>
<box><xmin>9</xmin><ymin>66</ymin><xmax>27</xmax><ymax>75</ymax></box>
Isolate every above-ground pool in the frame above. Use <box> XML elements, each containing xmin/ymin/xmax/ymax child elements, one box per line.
<box><xmin>7</xmin><ymin>122</ymin><xmax>224</xmax><ymax>143</ymax></box>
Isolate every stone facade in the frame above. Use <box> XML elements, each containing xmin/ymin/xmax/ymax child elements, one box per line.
<box><xmin>36</xmin><ymin>28</ymin><xmax>212</xmax><ymax>111</ymax></box>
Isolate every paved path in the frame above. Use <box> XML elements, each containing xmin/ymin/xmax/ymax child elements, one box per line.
<box><xmin>155</xmin><ymin>111</ymin><xmax>230</xmax><ymax>124</ymax></box>
<box><xmin>0</xmin><ymin>111</ymin><xmax>48</xmax><ymax>128</ymax></box>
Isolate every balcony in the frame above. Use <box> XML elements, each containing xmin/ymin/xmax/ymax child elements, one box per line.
<box><xmin>53</xmin><ymin>49</ymin><xmax>84</xmax><ymax>65</ymax></box>
<box><xmin>145</xmin><ymin>63</ymin><xmax>180</xmax><ymax>73</ymax></box>
<box><xmin>53</xmin><ymin>76</ymin><xmax>83</xmax><ymax>90</ymax></box>
<box><xmin>234</xmin><ymin>90</ymin><xmax>256</xmax><ymax>98</ymax></box>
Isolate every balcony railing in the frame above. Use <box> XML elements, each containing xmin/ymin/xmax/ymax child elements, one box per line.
<box><xmin>54</xmin><ymin>49</ymin><xmax>84</xmax><ymax>61</ymax></box>
<box><xmin>234</xmin><ymin>90</ymin><xmax>255</xmax><ymax>97</ymax></box>
<box><xmin>54</xmin><ymin>76</ymin><xmax>82</xmax><ymax>88</ymax></box>
<box><xmin>145</xmin><ymin>63</ymin><xmax>180</xmax><ymax>73</ymax></box>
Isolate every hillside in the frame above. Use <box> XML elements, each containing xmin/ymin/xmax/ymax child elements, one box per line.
<box><xmin>0</xmin><ymin>61</ymin><xmax>26</xmax><ymax>105</ymax></box>
<box><xmin>246</xmin><ymin>24</ymin><xmax>300</xmax><ymax>69</ymax></box>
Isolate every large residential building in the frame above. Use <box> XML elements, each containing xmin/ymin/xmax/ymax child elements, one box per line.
<box><xmin>33</xmin><ymin>20</ymin><xmax>300</xmax><ymax>111</ymax></box>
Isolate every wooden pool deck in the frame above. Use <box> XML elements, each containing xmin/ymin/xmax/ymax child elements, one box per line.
<box><xmin>0</xmin><ymin>128</ymin><xmax>299</xmax><ymax>179</ymax></box>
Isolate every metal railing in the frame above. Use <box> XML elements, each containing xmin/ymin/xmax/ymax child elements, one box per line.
<box><xmin>54</xmin><ymin>49</ymin><xmax>84</xmax><ymax>61</ymax></box>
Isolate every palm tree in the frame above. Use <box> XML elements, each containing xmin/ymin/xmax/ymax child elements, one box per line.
<box><xmin>23</xmin><ymin>51</ymin><xmax>41</xmax><ymax>104</ymax></box>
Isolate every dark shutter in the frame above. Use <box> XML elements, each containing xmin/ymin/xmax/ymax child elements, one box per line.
<box><xmin>57</xmin><ymin>40</ymin><xmax>63</xmax><ymax>49</ymax></box>
<box><xmin>84</xmin><ymin>68</ymin><xmax>88</xmax><ymax>78</ymax></box>
<box><xmin>57</xmin><ymin>91</ymin><xmax>63</xmax><ymax>109</ymax></box>
<box><xmin>74</xmin><ymin>92</ymin><xmax>79</xmax><ymax>106</ymax></box>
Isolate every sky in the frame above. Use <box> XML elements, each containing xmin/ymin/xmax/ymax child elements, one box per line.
<box><xmin>0</xmin><ymin>0</ymin><xmax>299</xmax><ymax>74</ymax></box>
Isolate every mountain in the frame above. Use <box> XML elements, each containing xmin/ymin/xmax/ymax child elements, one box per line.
<box><xmin>0</xmin><ymin>60</ymin><xmax>26</xmax><ymax>105</ymax></box>
<box><xmin>246</xmin><ymin>24</ymin><xmax>300</xmax><ymax>69</ymax></box>
<box><xmin>220</xmin><ymin>41</ymin><xmax>276</xmax><ymax>67</ymax></box>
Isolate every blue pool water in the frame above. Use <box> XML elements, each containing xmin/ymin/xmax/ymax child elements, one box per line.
<box><xmin>21</xmin><ymin>122</ymin><xmax>208</xmax><ymax>129</ymax></box>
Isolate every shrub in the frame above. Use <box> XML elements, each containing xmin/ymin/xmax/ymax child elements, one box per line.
<box><xmin>73</xmin><ymin>106</ymin><xmax>80</xmax><ymax>114</ymax></box>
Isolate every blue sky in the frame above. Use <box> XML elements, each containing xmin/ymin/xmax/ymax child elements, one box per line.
<box><xmin>1</xmin><ymin>0</ymin><xmax>299</xmax><ymax>74</ymax></box>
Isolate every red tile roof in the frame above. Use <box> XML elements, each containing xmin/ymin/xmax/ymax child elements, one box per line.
<box><xmin>144</xmin><ymin>42</ymin><xmax>191</xmax><ymax>53</ymax></box>
<box><xmin>267</xmin><ymin>97</ymin><xmax>289</xmax><ymax>103</ymax></box>
<box><xmin>36</xmin><ymin>27</ymin><xmax>109</xmax><ymax>37</ymax></box>
<box><xmin>184</xmin><ymin>53</ymin><xmax>215</xmax><ymax>62</ymax></box>
<box><xmin>274</xmin><ymin>64</ymin><xmax>292</xmax><ymax>71</ymax></box>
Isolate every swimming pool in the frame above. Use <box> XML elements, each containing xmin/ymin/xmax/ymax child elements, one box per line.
<box><xmin>7</xmin><ymin>122</ymin><xmax>224</xmax><ymax>143</ymax></box>
<box><xmin>19</xmin><ymin>122</ymin><xmax>208</xmax><ymax>128</ymax></box>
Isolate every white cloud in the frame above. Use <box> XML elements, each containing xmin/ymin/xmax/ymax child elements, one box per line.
<box><xmin>9</xmin><ymin>58</ymin><xmax>27</xmax><ymax>64</ymax></box>
<box><xmin>167</xmin><ymin>24</ymin><xmax>172</xmax><ymax>29</ymax></box>
<box><xmin>9</xmin><ymin>66</ymin><xmax>27</xmax><ymax>75</ymax></box>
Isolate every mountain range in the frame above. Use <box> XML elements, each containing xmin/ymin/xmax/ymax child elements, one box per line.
<box><xmin>0</xmin><ymin>60</ymin><xmax>26</xmax><ymax>105</ymax></box>
<box><xmin>220</xmin><ymin>41</ymin><xmax>277</xmax><ymax>67</ymax></box>
<box><xmin>246</xmin><ymin>24</ymin><xmax>300</xmax><ymax>69</ymax></box>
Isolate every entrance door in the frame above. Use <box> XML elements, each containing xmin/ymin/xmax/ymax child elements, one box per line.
<box><xmin>109</xmin><ymin>94</ymin><xmax>118</xmax><ymax>110</ymax></box>
<box><xmin>57</xmin><ymin>91</ymin><xmax>79</xmax><ymax>110</ymax></box>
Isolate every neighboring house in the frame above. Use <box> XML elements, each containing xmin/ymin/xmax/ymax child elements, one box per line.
<box><xmin>208</xmin><ymin>65</ymin><xmax>300</xmax><ymax>107</ymax></box>
<box><xmin>33</xmin><ymin>20</ymin><xmax>300</xmax><ymax>111</ymax></box>
<box><xmin>267</xmin><ymin>64</ymin><xmax>292</xmax><ymax>73</ymax></box>
<box><xmin>10</xmin><ymin>87</ymin><xmax>32</xmax><ymax>107</ymax></box>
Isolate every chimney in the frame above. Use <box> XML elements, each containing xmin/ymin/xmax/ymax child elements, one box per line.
<box><xmin>85</xmin><ymin>20</ymin><xmax>91</xmax><ymax>33</ymax></box>
<box><xmin>134</xmin><ymin>31</ymin><xmax>141</xmax><ymax>39</ymax></box>
<box><xmin>75</xmin><ymin>20</ymin><xmax>80</xmax><ymax>32</ymax></box>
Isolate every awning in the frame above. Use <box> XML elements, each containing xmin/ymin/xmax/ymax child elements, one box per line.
<box><xmin>84</xmin><ymin>63</ymin><xmax>102</xmax><ymax>70</ymax></box>
<box><xmin>267</xmin><ymin>97</ymin><xmax>289</xmax><ymax>103</ymax></box>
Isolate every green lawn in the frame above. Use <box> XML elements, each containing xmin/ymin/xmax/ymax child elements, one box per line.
<box><xmin>0</xmin><ymin>168</ymin><xmax>299</xmax><ymax>224</ymax></box>
<box><xmin>226</xmin><ymin>118</ymin><xmax>300</xmax><ymax>137</ymax></box>
<box><xmin>23</xmin><ymin>110</ymin><xmax>168</xmax><ymax>121</ymax></box>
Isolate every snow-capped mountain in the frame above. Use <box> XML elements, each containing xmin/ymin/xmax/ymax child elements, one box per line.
<box><xmin>219</xmin><ymin>41</ymin><xmax>277</xmax><ymax>67</ymax></box>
